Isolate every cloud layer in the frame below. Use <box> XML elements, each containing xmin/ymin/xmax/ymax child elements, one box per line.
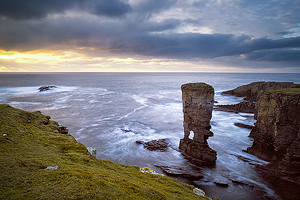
<box><xmin>0</xmin><ymin>0</ymin><xmax>299</xmax><ymax>71</ymax></box>
<box><xmin>0</xmin><ymin>0</ymin><xmax>132</xmax><ymax>19</ymax></box>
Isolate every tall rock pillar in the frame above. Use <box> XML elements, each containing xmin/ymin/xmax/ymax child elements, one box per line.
<box><xmin>179</xmin><ymin>83</ymin><xmax>217</xmax><ymax>166</ymax></box>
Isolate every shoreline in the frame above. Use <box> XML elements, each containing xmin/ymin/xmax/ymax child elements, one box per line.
<box><xmin>0</xmin><ymin>104</ymin><xmax>217</xmax><ymax>200</ymax></box>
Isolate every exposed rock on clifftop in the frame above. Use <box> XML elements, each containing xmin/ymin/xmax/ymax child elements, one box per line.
<box><xmin>247</xmin><ymin>88</ymin><xmax>300</xmax><ymax>174</ymax></box>
<box><xmin>179</xmin><ymin>83</ymin><xmax>217</xmax><ymax>166</ymax></box>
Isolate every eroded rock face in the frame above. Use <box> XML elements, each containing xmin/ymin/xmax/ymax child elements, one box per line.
<box><xmin>179</xmin><ymin>83</ymin><xmax>217</xmax><ymax>166</ymax></box>
<box><xmin>247</xmin><ymin>88</ymin><xmax>300</xmax><ymax>174</ymax></box>
<box><xmin>215</xmin><ymin>101</ymin><xmax>256</xmax><ymax>113</ymax></box>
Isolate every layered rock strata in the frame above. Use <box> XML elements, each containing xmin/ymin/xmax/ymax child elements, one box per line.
<box><xmin>179</xmin><ymin>83</ymin><xmax>217</xmax><ymax>166</ymax></box>
<box><xmin>215</xmin><ymin>101</ymin><xmax>256</xmax><ymax>113</ymax></box>
<box><xmin>247</xmin><ymin>88</ymin><xmax>300</xmax><ymax>174</ymax></box>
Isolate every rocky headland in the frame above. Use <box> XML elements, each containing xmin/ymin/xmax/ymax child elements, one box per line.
<box><xmin>215</xmin><ymin>81</ymin><xmax>300</xmax><ymax>115</ymax></box>
<box><xmin>219</xmin><ymin>82</ymin><xmax>300</xmax><ymax>183</ymax></box>
<box><xmin>0</xmin><ymin>104</ymin><xmax>216</xmax><ymax>200</ymax></box>
<box><xmin>246</xmin><ymin>88</ymin><xmax>300</xmax><ymax>176</ymax></box>
<box><xmin>222</xmin><ymin>81</ymin><xmax>300</xmax><ymax>102</ymax></box>
<box><xmin>179</xmin><ymin>83</ymin><xmax>217</xmax><ymax>166</ymax></box>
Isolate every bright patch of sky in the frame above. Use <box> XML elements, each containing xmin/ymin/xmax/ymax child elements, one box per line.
<box><xmin>284</xmin><ymin>23</ymin><xmax>300</xmax><ymax>38</ymax></box>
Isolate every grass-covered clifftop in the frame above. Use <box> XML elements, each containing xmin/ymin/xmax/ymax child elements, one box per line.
<box><xmin>265</xmin><ymin>88</ymin><xmax>300</xmax><ymax>96</ymax></box>
<box><xmin>0</xmin><ymin>104</ymin><xmax>214</xmax><ymax>200</ymax></box>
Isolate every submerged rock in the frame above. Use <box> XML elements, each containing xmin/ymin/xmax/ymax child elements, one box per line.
<box><xmin>234</xmin><ymin>123</ymin><xmax>254</xmax><ymax>130</ymax></box>
<box><xmin>121</xmin><ymin>129</ymin><xmax>138</xmax><ymax>134</ymax></box>
<box><xmin>179</xmin><ymin>83</ymin><xmax>217</xmax><ymax>166</ymax></box>
<box><xmin>38</xmin><ymin>85</ymin><xmax>57</xmax><ymax>92</ymax></box>
<box><xmin>156</xmin><ymin>166</ymin><xmax>203</xmax><ymax>180</ymax></box>
<box><xmin>214</xmin><ymin>181</ymin><xmax>229</xmax><ymax>187</ymax></box>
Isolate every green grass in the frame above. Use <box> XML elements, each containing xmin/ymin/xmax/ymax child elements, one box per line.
<box><xmin>266</xmin><ymin>88</ymin><xmax>300</xmax><ymax>96</ymax></box>
<box><xmin>0</xmin><ymin>104</ymin><xmax>216</xmax><ymax>200</ymax></box>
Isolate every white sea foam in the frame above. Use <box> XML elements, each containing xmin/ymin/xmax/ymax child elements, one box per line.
<box><xmin>0</xmin><ymin>86</ymin><xmax>78</xmax><ymax>96</ymax></box>
<box><xmin>215</xmin><ymin>91</ymin><xmax>245</xmax><ymax>105</ymax></box>
<box><xmin>9</xmin><ymin>101</ymin><xmax>42</xmax><ymax>105</ymax></box>
<box><xmin>89</xmin><ymin>99</ymin><xmax>98</xmax><ymax>103</ymax></box>
<box><xmin>38</xmin><ymin>105</ymin><xmax>69</xmax><ymax>111</ymax></box>
<box><xmin>132</xmin><ymin>94</ymin><xmax>148</xmax><ymax>105</ymax></box>
<box><xmin>118</xmin><ymin>105</ymin><xmax>147</xmax><ymax>120</ymax></box>
<box><xmin>239</xmin><ymin>112</ymin><xmax>255</xmax><ymax>117</ymax></box>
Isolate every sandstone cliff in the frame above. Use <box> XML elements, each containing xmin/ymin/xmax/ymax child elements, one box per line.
<box><xmin>247</xmin><ymin>88</ymin><xmax>300</xmax><ymax>174</ymax></box>
<box><xmin>179</xmin><ymin>83</ymin><xmax>217</xmax><ymax>166</ymax></box>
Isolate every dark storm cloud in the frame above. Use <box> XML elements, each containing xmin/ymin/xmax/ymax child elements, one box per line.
<box><xmin>0</xmin><ymin>0</ymin><xmax>131</xmax><ymax>20</ymax></box>
<box><xmin>0</xmin><ymin>16</ymin><xmax>182</xmax><ymax>51</ymax></box>
<box><xmin>133</xmin><ymin>0</ymin><xmax>178</xmax><ymax>14</ymax></box>
<box><xmin>0</xmin><ymin>0</ymin><xmax>299</xmax><ymax>69</ymax></box>
<box><xmin>1</xmin><ymin>14</ymin><xmax>300</xmax><ymax>65</ymax></box>
<box><xmin>241</xmin><ymin>49</ymin><xmax>300</xmax><ymax>62</ymax></box>
<box><xmin>0</xmin><ymin>0</ymin><xmax>74</xmax><ymax>20</ymax></box>
<box><xmin>85</xmin><ymin>0</ymin><xmax>132</xmax><ymax>17</ymax></box>
<box><xmin>112</xmin><ymin>33</ymin><xmax>300</xmax><ymax>60</ymax></box>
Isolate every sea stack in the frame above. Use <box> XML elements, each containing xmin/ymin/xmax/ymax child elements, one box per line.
<box><xmin>179</xmin><ymin>83</ymin><xmax>217</xmax><ymax>166</ymax></box>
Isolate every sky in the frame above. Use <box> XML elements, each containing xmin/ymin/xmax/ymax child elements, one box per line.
<box><xmin>0</xmin><ymin>0</ymin><xmax>300</xmax><ymax>72</ymax></box>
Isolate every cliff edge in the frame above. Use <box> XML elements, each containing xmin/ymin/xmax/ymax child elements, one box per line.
<box><xmin>246</xmin><ymin>88</ymin><xmax>300</xmax><ymax>175</ymax></box>
<box><xmin>0</xmin><ymin>104</ymin><xmax>214</xmax><ymax>200</ymax></box>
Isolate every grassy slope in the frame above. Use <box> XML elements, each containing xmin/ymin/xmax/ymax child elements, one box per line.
<box><xmin>0</xmin><ymin>104</ymin><xmax>213</xmax><ymax>200</ymax></box>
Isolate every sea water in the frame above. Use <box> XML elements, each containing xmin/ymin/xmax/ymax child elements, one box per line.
<box><xmin>1</xmin><ymin>73</ymin><xmax>300</xmax><ymax>200</ymax></box>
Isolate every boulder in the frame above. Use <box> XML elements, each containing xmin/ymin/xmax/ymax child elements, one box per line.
<box><xmin>136</xmin><ymin>139</ymin><xmax>169</xmax><ymax>151</ymax></box>
<box><xmin>87</xmin><ymin>147</ymin><xmax>97</xmax><ymax>157</ymax></box>
<box><xmin>156</xmin><ymin>166</ymin><xmax>203</xmax><ymax>180</ymax></box>
<box><xmin>58</xmin><ymin>125</ymin><xmax>68</xmax><ymax>134</ymax></box>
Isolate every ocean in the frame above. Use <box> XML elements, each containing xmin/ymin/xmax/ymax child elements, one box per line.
<box><xmin>1</xmin><ymin>73</ymin><xmax>300</xmax><ymax>200</ymax></box>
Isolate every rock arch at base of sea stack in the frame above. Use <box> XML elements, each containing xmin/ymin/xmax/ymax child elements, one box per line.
<box><xmin>179</xmin><ymin>83</ymin><xmax>217</xmax><ymax>166</ymax></box>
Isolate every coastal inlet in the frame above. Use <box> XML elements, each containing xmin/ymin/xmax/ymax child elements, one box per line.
<box><xmin>1</xmin><ymin>73</ymin><xmax>300</xmax><ymax>200</ymax></box>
